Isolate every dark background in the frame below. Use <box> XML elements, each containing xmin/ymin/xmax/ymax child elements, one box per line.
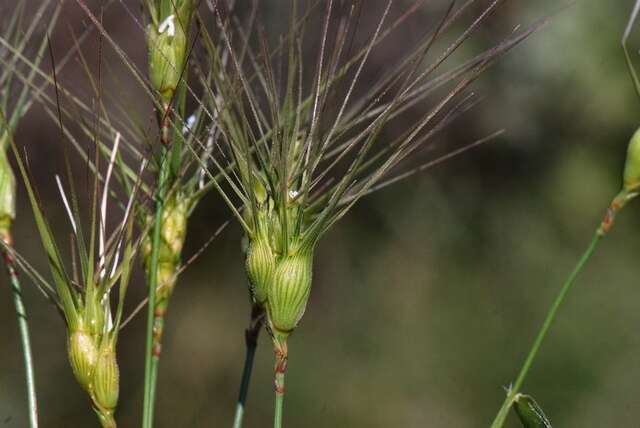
<box><xmin>1</xmin><ymin>1</ymin><xmax>639</xmax><ymax>427</ymax></box>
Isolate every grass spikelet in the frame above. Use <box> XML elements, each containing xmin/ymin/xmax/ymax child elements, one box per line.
<box><xmin>1</xmin><ymin>110</ymin><xmax>143</xmax><ymax>426</ymax></box>
<box><xmin>198</xmin><ymin>1</ymin><xmax>542</xmax><ymax>425</ymax></box>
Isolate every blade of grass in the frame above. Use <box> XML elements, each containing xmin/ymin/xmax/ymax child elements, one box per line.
<box><xmin>489</xmin><ymin>232</ymin><xmax>602</xmax><ymax>428</ymax></box>
<box><xmin>2</xmin><ymin>243</ymin><xmax>38</xmax><ymax>428</ymax></box>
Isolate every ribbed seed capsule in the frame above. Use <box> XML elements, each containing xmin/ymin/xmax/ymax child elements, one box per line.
<box><xmin>93</xmin><ymin>341</ymin><xmax>120</xmax><ymax>412</ymax></box>
<box><xmin>146</xmin><ymin>1</ymin><xmax>193</xmax><ymax>105</ymax></box>
<box><xmin>246</xmin><ymin>237</ymin><xmax>275</xmax><ymax>305</ymax></box>
<box><xmin>513</xmin><ymin>393</ymin><xmax>552</xmax><ymax>428</ymax></box>
<box><xmin>267</xmin><ymin>251</ymin><xmax>313</xmax><ymax>337</ymax></box>
<box><xmin>624</xmin><ymin>127</ymin><xmax>640</xmax><ymax>193</ymax></box>
<box><xmin>67</xmin><ymin>330</ymin><xmax>99</xmax><ymax>392</ymax></box>
<box><xmin>143</xmin><ymin>195</ymin><xmax>188</xmax><ymax>314</ymax></box>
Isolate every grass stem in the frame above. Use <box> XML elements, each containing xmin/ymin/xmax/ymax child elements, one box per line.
<box><xmin>232</xmin><ymin>308</ymin><xmax>263</xmax><ymax>428</ymax></box>
<box><xmin>142</xmin><ymin>147</ymin><xmax>170</xmax><ymax>428</ymax></box>
<box><xmin>273</xmin><ymin>347</ymin><xmax>287</xmax><ymax>428</ymax></box>
<box><xmin>489</xmin><ymin>232</ymin><xmax>602</xmax><ymax>428</ymax></box>
<box><xmin>274</xmin><ymin>375</ymin><xmax>285</xmax><ymax>428</ymax></box>
<box><xmin>3</xmin><ymin>244</ymin><xmax>38</xmax><ymax>428</ymax></box>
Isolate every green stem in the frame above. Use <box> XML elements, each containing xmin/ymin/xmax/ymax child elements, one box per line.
<box><xmin>489</xmin><ymin>232</ymin><xmax>602</xmax><ymax>428</ymax></box>
<box><xmin>273</xmin><ymin>347</ymin><xmax>287</xmax><ymax>428</ymax></box>
<box><xmin>142</xmin><ymin>148</ymin><xmax>170</xmax><ymax>428</ymax></box>
<box><xmin>274</xmin><ymin>375</ymin><xmax>285</xmax><ymax>428</ymax></box>
<box><xmin>3</xmin><ymin>246</ymin><xmax>38</xmax><ymax>428</ymax></box>
<box><xmin>232</xmin><ymin>310</ymin><xmax>263</xmax><ymax>428</ymax></box>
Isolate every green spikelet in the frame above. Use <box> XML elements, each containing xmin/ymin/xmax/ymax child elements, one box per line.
<box><xmin>623</xmin><ymin>127</ymin><xmax>640</xmax><ymax>194</ymax></box>
<box><xmin>67</xmin><ymin>329</ymin><xmax>99</xmax><ymax>392</ymax></box>
<box><xmin>599</xmin><ymin>127</ymin><xmax>640</xmax><ymax>235</ymax></box>
<box><xmin>92</xmin><ymin>341</ymin><xmax>120</xmax><ymax>413</ymax></box>
<box><xmin>513</xmin><ymin>393</ymin><xmax>553</xmax><ymax>428</ymax></box>
<box><xmin>147</xmin><ymin>0</ymin><xmax>193</xmax><ymax>106</ymax></box>
<box><xmin>143</xmin><ymin>193</ymin><xmax>188</xmax><ymax>315</ymax></box>
<box><xmin>246</xmin><ymin>236</ymin><xmax>276</xmax><ymax>305</ymax></box>
<box><xmin>267</xmin><ymin>250</ymin><xmax>314</xmax><ymax>340</ymax></box>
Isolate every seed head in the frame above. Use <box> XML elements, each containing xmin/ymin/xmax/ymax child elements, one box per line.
<box><xmin>202</xmin><ymin>1</ymin><xmax>540</xmax><ymax>349</ymax></box>
<box><xmin>267</xmin><ymin>250</ymin><xmax>313</xmax><ymax>342</ymax></box>
<box><xmin>146</xmin><ymin>0</ymin><xmax>194</xmax><ymax>107</ymax></box>
<box><xmin>67</xmin><ymin>328</ymin><xmax>99</xmax><ymax>392</ymax></box>
<box><xmin>246</xmin><ymin>232</ymin><xmax>276</xmax><ymax>305</ymax></box>
<box><xmin>92</xmin><ymin>341</ymin><xmax>120</xmax><ymax>413</ymax></box>
<box><xmin>143</xmin><ymin>193</ymin><xmax>188</xmax><ymax>314</ymax></box>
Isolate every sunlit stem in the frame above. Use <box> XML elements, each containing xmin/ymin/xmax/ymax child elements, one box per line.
<box><xmin>2</xmin><ymin>233</ymin><xmax>38</xmax><ymax>428</ymax></box>
<box><xmin>489</xmin><ymin>195</ymin><xmax>630</xmax><ymax>428</ymax></box>
<box><xmin>232</xmin><ymin>304</ymin><xmax>264</xmax><ymax>428</ymax></box>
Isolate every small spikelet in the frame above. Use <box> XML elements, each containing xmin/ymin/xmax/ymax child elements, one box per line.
<box><xmin>158</xmin><ymin>194</ymin><xmax>188</xmax><ymax>260</ymax></box>
<box><xmin>268</xmin><ymin>251</ymin><xmax>313</xmax><ymax>337</ymax></box>
<box><xmin>146</xmin><ymin>0</ymin><xmax>193</xmax><ymax>106</ymax></box>
<box><xmin>513</xmin><ymin>393</ymin><xmax>553</xmax><ymax>428</ymax></box>
<box><xmin>93</xmin><ymin>342</ymin><xmax>120</xmax><ymax>413</ymax></box>
<box><xmin>246</xmin><ymin>237</ymin><xmax>276</xmax><ymax>305</ymax></box>
<box><xmin>143</xmin><ymin>194</ymin><xmax>188</xmax><ymax>314</ymax></box>
<box><xmin>623</xmin><ymin>127</ymin><xmax>640</xmax><ymax>193</ymax></box>
<box><xmin>68</xmin><ymin>330</ymin><xmax>99</xmax><ymax>392</ymax></box>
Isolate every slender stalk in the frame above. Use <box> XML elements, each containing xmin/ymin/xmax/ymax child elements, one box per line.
<box><xmin>489</xmin><ymin>232</ymin><xmax>602</xmax><ymax>428</ymax></box>
<box><xmin>142</xmin><ymin>147</ymin><xmax>170</xmax><ymax>428</ymax></box>
<box><xmin>2</xmin><ymin>239</ymin><xmax>38</xmax><ymax>428</ymax></box>
<box><xmin>273</xmin><ymin>344</ymin><xmax>288</xmax><ymax>428</ymax></box>
<box><xmin>274</xmin><ymin>385</ymin><xmax>284</xmax><ymax>428</ymax></box>
<box><xmin>232</xmin><ymin>306</ymin><xmax>264</xmax><ymax>428</ymax></box>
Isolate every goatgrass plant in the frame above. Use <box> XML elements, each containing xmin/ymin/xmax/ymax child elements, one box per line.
<box><xmin>141</xmin><ymin>1</ymin><xmax>196</xmax><ymax>425</ymax></box>
<box><xmin>0</xmin><ymin>106</ymin><xmax>143</xmax><ymax>426</ymax></box>
<box><xmin>48</xmin><ymin>2</ymin><xmax>243</xmax><ymax>424</ymax></box>
<box><xmin>2</xmin><ymin>1</ymin><xmax>590</xmax><ymax>426</ymax></box>
<box><xmin>198</xmin><ymin>1</ymin><xmax>541</xmax><ymax>426</ymax></box>
<box><xmin>33</xmin><ymin>1</ymin><xmax>214</xmax><ymax>424</ymax></box>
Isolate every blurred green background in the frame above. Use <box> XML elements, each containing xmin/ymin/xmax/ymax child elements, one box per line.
<box><xmin>2</xmin><ymin>0</ymin><xmax>640</xmax><ymax>426</ymax></box>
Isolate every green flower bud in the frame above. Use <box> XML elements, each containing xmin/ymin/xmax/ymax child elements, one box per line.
<box><xmin>513</xmin><ymin>393</ymin><xmax>552</xmax><ymax>428</ymax></box>
<box><xmin>267</xmin><ymin>250</ymin><xmax>313</xmax><ymax>338</ymax></box>
<box><xmin>147</xmin><ymin>1</ymin><xmax>193</xmax><ymax>106</ymax></box>
<box><xmin>623</xmin><ymin>127</ymin><xmax>640</xmax><ymax>193</ymax></box>
<box><xmin>143</xmin><ymin>194</ymin><xmax>188</xmax><ymax>314</ymax></box>
<box><xmin>159</xmin><ymin>195</ymin><xmax>188</xmax><ymax>258</ymax></box>
<box><xmin>246</xmin><ymin>236</ymin><xmax>275</xmax><ymax>305</ymax></box>
<box><xmin>92</xmin><ymin>341</ymin><xmax>120</xmax><ymax>413</ymax></box>
<box><xmin>67</xmin><ymin>329</ymin><xmax>99</xmax><ymax>392</ymax></box>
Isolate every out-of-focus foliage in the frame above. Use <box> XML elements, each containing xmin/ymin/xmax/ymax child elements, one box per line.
<box><xmin>1</xmin><ymin>1</ymin><xmax>640</xmax><ymax>427</ymax></box>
